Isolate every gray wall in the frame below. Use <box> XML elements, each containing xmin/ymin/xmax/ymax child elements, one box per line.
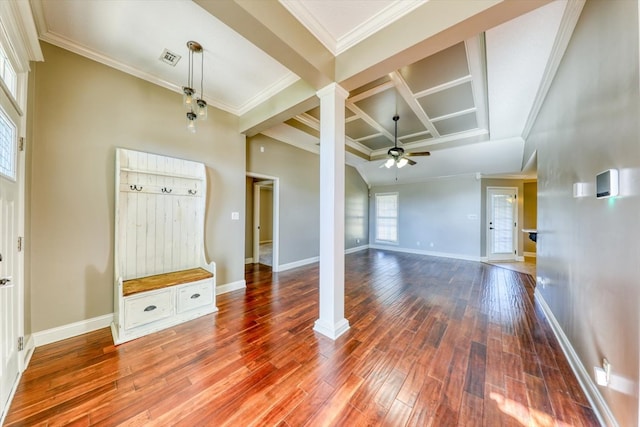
<box><xmin>369</xmin><ymin>175</ymin><xmax>481</xmax><ymax>258</ymax></box>
<box><xmin>525</xmin><ymin>0</ymin><xmax>639</xmax><ymax>424</ymax></box>
<box><xmin>247</xmin><ymin>134</ymin><xmax>369</xmax><ymax>265</ymax></box>
<box><xmin>28</xmin><ymin>43</ymin><xmax>246</xmax><ymax>332</ymax></box>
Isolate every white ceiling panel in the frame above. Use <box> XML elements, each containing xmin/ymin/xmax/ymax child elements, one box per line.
<box><xmin>33</xmin><ymin>0</ymin><xmax>299</xmax><ymax>115</ymax></box>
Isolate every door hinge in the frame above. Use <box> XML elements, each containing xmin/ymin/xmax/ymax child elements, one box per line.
<box><xmin>18</xmin><ymin>336</ymin><xmax>24</xmax><ymax>351</ymax></box>
<box><xmin>17</xmin><ymin>236</ymin><xmax>23</xmax><ymax>252</ymax></box>
<box><xmin>18</xmin><ymin>137</ymin><xmax>24</xmax><ymax>152</ymax></box>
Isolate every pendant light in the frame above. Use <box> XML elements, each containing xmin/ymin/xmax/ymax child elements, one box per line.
<box><xmin>182</xmin><ymin>41</ymin><xmax>207</xmax><ymax>132</ymax></box>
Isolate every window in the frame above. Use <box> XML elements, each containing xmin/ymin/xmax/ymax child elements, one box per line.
<box><xmin>0</xmin><ymin>107</ymin><xmax>16</xmax><ymax>180</ymax></box>
<box><xmin>0</xmin><ymin>45</ymin><xmax>16</xmax><ymax>98</ymax></box>
<box><xmin>375</xmin><ymin>193</ymin><xmax>398</xmax><ymax>244</ymax></box>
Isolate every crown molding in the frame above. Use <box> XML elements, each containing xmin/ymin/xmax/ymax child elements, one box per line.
<box><xmin>522</xmin><ymin>0</ymin><xmax>586</xmax><ymax>139</ymax></box>
<box><xmin>0</xmin><ymin>0</ymin><xmax>43</xmax><ymax>71</ymax></box>
<box><xmin>280</xmin><ymin>0</ymin><xmax>426</xmax><ymax>55</ymax></box>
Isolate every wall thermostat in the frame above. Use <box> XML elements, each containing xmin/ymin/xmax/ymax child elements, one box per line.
<box><xmin>596</xmin><ymin>169</ymin><xmax>619</xmax><ymax>199</ymax></box>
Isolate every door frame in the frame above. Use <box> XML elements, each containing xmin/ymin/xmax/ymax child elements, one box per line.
<box><xmin>246</xmin><ymin>172</ymin><xmax>280</xmax><ymax>271</ymax></box>
<box><xmin>486</xmin><ymin>186</ymin><xmax>519</xmax><ymax>261</ymax></box>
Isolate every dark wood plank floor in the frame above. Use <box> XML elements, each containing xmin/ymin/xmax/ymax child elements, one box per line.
<box><xmin>5</xmin><ymin>249</ymin><xmax>599</xmax><ymax>426</ymax></box>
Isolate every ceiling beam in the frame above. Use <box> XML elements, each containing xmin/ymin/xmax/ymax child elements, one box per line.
<box><xmin>336</xmin><ymin>0</ymin><xmax>552</xmax><ymax>91</ymax></box>
<box><xmin>239</xmin><ymin>79</ymin><xmax>318</xmax><ymax>136</ymax></box>
<box><xmin>194</xmin><ymin>0</ymin><xmax>334</xmax><ymax>89</ymax></box>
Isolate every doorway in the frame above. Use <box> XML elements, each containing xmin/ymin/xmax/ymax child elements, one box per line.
<box><xmin>245</xmin><ymin>173</ymin><xmax>280</xmax><ymax>271</ymax></box>
<box><xmin>486</xmin><ymin>187</ymin><xmax>518</xmax><ymax>261</ymax></box>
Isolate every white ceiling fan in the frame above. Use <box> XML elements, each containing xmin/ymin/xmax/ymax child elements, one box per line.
<box><xmin>381</xmin><ymin>115</ymin><xmax>431</xmax><ymax>168</ymax></box>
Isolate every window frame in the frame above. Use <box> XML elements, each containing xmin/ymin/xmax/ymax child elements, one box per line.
<box><xmin>0</xmin><ymin>105</ymin><xmax>16</xmax><ymax>182</ymax></box>
<box><xmin>374</xmin><ymin>192</ymin><xmax>399</xmax><ymax>245</ymax></box>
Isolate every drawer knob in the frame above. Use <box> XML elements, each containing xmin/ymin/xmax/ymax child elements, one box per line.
<box><xmin>144</xmin><ymin>305</ymin><xmax>157</xmax><ymax>312</ymax></box>
<box><xmin>190</xmin><ymin>293</ymin><xmax>201</xmax><ymax>299</ymax></box>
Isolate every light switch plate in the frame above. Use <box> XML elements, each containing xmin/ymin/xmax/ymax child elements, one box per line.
<box><xmin>231</xmin><ymin>212</ymin><xmax>239</xmax><ymax>220</ymax></box>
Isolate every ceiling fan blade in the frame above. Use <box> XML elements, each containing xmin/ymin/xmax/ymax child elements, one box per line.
<box><xmin>407</xmin><ymin>158</ymin><xmax>417</xmax><ymax>166</ymax></box>
<box><xmin>405</xmin><ymin>151</ymin><xmax>431</xmax><ymax>157</ymax></box>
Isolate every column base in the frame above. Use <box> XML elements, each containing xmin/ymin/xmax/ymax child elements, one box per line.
<box><xmin>313</xmin><ymin>318</ymin><xmax>350</xmax><ymax>340</ymax></box>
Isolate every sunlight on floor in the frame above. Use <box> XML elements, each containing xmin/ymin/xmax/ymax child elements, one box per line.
<box><xmin>489</xmin><ymin>391</ymin><xmax>571</xmax><ymax>427</ymax></box>
<box><xmin>485</xmin><ymin>257</ymin><xmax>536</xmax><ymax>277</ymax></box>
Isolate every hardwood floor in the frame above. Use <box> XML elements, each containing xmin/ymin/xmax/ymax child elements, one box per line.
<box><xmin>5</xmin><ymin>249</ymin><xmax>599</xmax><ymax>426</ymax></box>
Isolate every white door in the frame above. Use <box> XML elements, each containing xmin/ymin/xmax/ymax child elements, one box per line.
<box><xmin>0</xmin><ymin>111</ymin><xmax>20</xmax><ymax>419</ymax></box>
<box><xmin>487</xmin><ymin>187</ymin><xmax>518</xmax><ymax>261</ymax></box>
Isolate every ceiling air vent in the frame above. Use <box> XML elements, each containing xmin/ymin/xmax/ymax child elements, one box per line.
<box><xmin>159</xmin><ymin>48</ymin><xmax>181</xmax><ymax>66</ymax></box>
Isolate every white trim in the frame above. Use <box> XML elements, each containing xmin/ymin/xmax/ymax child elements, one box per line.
<box><xmin>313</xmin><ymin>318</ymin><xmax>350</xmax><ymax>340</ymax></box>
<box><xmin>216</xmin><ymin>280</ymin><xmax>247</xmax><ymax>295</ymax></box>
<box><xmin>480</xmin><ymin>256</ymin><xmax>489</xmax><ymax>262</ymax></box>
<box><xmin>345</xmin><ymin>244</ymin><xmax>369</xmax><ymax>255</ymax></box>
<box><xmin>22</xmin><ymin>334</ymin><xmax>35</xmax><ymax>368</ymax></box>
<box><xmin>245</xmin><ymin>257</ymin><xmax>254</xmax><ymax>264</ymax></box>
<box><xmin>516</xmin><ymin>255</ymin><xmax>525</xmax><ymax>262</ymax></box>
<box><xmin>369</xmin><ymin>244</ymin><xmax>481</xmax><ymax>262</ymax></box>
<box><xmin>486</xmin><ymin>186</ymin><xmax>519</xmax><ymax>262</ymax></box>
<box><xmin>246</xmin><ymin>172</ymin><xmax>280</xmax><ymax>272</ymax></box>
<box><xmin>534</xmin><ymin>290</ymin><xmax>618</xmax><ymax>427</ymax></box>
<box><xmin>278</xmin><ymin>256</ymin><xmax>319</xmax><ymax>272</ymax></box>
<box><xmin>524</xmin><ymin>251</ymin><xmax>537</xmax><ymax>258</ymax></box>
<box><xmin>33</xmin><ymin>313</ymin><xmax>114</xmax><ymax>347</ymax></box>
<box><xmin>522</xmin><ymin>0</ymin><xmax>586</xmax><ymax>139</ymax></box>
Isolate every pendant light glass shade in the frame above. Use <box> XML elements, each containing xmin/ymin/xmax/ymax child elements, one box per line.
<box><xmin>397</xmin><ymin>158</ymin><xmax>409</xmax><ymax>168</ymax></box>
<box><xmin>196</xmin><ymin>98</ymin><xmax>208</xmax><ymax>120</ymax></box>
<box><xmin>186</xmin><ymin>111</ymin><xmax>197</xmax><ymax>133</ymax></box>
<box><xmin>183</xmin><ymin>87</ymin><xmax>195</xmax><ymax>110</ymax></box>
<box><xmin>385</xmin><ymin>158</ymin><xmax>395</xmax><ymax>168</ymax></box>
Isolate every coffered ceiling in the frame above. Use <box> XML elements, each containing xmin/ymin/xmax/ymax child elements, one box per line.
<box><xmin>28</xmin><ymin>0</ymin><xmax>585</xmax><ymax>185</ymax></box>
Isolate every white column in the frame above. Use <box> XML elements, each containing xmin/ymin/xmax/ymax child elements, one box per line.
<box><xmin>313</xmin><ymin>83</ymin><xmax>350</xmax><ymax>340</ymax></box>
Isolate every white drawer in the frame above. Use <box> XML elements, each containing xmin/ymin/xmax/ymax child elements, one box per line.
<box><xmin>177</xmin><ymin>280</ymin><xmax>214</xmax><ymax>313</ymax></box>
<box><xmin>124</xmin><ymin>289</ymin><xmax>174</xmax><ymax>330</ymax></box>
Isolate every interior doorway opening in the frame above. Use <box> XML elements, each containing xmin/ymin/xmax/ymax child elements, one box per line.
<box><xmin>245</xmin><ymin>173</ymin><xmax>280</xmax><ymax>271</ymax></box>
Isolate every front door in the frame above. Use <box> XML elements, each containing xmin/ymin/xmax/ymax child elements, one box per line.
<box><xmin>0</xmin><ymin>109</ymin><xmax>20</xmax><ymax>419</ymax></box>
<box><xmin>487</xmin><ymin>187</ymin><xmax>518</xmax><ymax>261</ymax></box>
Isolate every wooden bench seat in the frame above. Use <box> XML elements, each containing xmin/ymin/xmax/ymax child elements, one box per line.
<box><xmin>123</xmin><ymin>268</ymin><xmax>213</xmax><ymax>296</ymax></box>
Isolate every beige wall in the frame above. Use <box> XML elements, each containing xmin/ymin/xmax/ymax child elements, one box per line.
<box><xmin>28</xmin><ymin>43</ymin><xmax>246</xmax><ymax>332</ymax></box>
<box><xmin>525</xmin><ymin>0</ymin><xmax>639</xmax><ymax>424</ymax></box>
<box><xmin>523</xmin><ymin>181</ymin><xmax>537</xmax><ymax>254</ymax></box>
<box><xmin>259</xmin><ymin>187</ymin><xmax>273</xmax><ymax>242</ymax></box>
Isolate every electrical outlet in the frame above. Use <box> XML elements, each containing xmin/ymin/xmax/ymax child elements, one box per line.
<box><xmin>356</xmin><ymin>238</ymin><xmax>360</xmax><ymax>244</ymax></box>
<box><xmin>416</xmin><ymin>241</ymin><xmax>420</xmax><ymax>246</ymax></box>
<box><xmin>429</xmin><ymin>242</ymin><xmax>434</xmax><ymax>248</ymax></box>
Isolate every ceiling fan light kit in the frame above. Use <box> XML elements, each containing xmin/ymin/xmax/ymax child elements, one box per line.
<box><xmin>183</xmin><ymin>41</ymin><xmax>207</xmax><ymax>133</ymax></box>
<box><xmin>383</xmin><ymin>115</ymin><xmax>430</xmax><ymax>169</ymax></box>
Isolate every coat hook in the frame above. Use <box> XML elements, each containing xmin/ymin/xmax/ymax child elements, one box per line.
<box><xmin>130</xmin><ymin>184</ymin><xmax>143</xmax><ymax>191</ymax></box>
<box><xmin>188</xmin><ymin>189</ymin><xmax>197</xmax><ymax>195</ymax></box>
<box><xmin>161</xmin><ymin>187</ymin><xmax>172</xmax><ymax>193</ymax></box>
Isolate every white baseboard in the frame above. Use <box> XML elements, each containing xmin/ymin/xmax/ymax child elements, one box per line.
<box><xmin>22</xmin><ymin>334</ymin><xmax>35</xmax><ymax>369</ymax></box>
<box><xmin>216</xmin><ymin>279</ymin><xmax>246</xmax><ymax>295</ymax></box>
<box><xmin>534</xmin><ymin>290</ymin><xmax>618</xmax><ymax>427</ymax></box>
<box><xmin>33</xmin><ymin>313</ymin><xmax>114</xmax><ymax>347</ymax></box>
<box><xmin>480</xmin><ymin>256</ymin><xmax>488</xmax><ymax>262</ymax></box>
<box><xmin>345</xmin><ymin>244</ymin><xmax>369</xmax><ymax>255</ymax></box>
<box><xmin>516</xmin><ymin>255</ymin><xmax>525</xmax><ymax>262</ymax></box>
<box><xmin>278</xmin><ymin>256</ymin><xmax>319</xmax><ymax>272</ymax></box>
<box><xmin>245</xmin><ymin>257</ymin><xmax>254</xmax><ymax>264</ymax></box>
<box><xmin>369</xmin><ymin>244</ymin><xmax>481</xmax><ymax>262</ymax></box>
<box><xmin>524</xmin><ymin>251</ymin><xmax>537</xmax><ymax>258</ymax></box>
